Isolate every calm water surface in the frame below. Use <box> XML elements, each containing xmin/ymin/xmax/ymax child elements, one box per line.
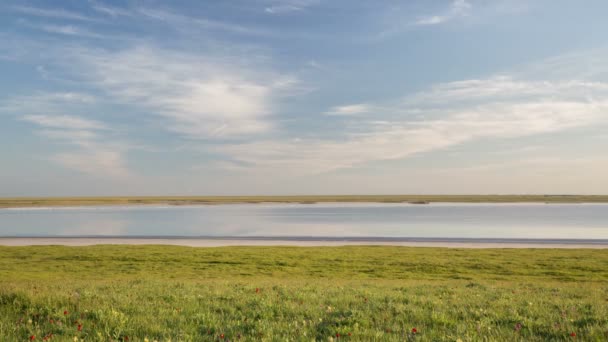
<box><xmin>1</xmin><ymin>203</ymin><xmax>607</xmax><ymax>239</ymax></box>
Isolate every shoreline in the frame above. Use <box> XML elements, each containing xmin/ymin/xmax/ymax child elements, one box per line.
<box><xmin>2</xmin><ymin>195</ymin><xmax>608</xmax><ymax>208</ymax></box>
<box><xmin>2</xmin><ymin>237</ymin><xmax>608</xmax><ymax>248</ymax></box>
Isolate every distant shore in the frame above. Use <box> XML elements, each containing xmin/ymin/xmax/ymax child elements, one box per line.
<box><xmin>2</xmin><ymin>194</ymin><xmax>608</xmax><ymax>208</ymax></box>
<box><xmin>2</xmin><ymin>237</ymin><xmax>608</xmax><ymax>248</ymax></box>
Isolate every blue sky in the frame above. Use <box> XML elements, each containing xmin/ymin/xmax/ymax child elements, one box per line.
<box><xmin>1</xmin><ymin>0</ymin><xmax>608</xmax><ymax>196</ymax></box>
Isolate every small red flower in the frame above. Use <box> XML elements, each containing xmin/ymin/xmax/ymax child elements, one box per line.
<box><xmin>336</xmin><ymin>333</ymin><xmax>340</xmax><ymax>338</ymax></box>
<box><xmin>255</xmin><ymin>288</ymin><xmax>260</xmax><ymax>293</ymax></box>
<box><xmin>570</xmin><ymin>332</ymin><xmax>576</xmax><ymax>337</ymax></box>
<box><xmin>348</xmin><ymin>332</ymin><xmax>352</xmax><ymax>336</ymax></box>
<box><xmin>124</xmin><ymin>337</ymin><xmax>129</xmax><ymax>341</ymax></box>
<box><xmin>30</xmin><ymin>335</ymin><xmax>36</xmax><ymax>341</ymax></box>
<box><xmin>412</xmin><ymin>328</ymin><xmax>418</xmax><ymax>334</ymax></box>
<box><xmin>515</xmin><ymin>323</ymin><xmax>522</xmax><ymax>332</ymax></box>
<box><xmin>63</xmin><ymin>311</ymin><xmax>68</xmax><ymax>315</ymax></box>
<box><xmin>220</xmin><ymin>333</ymin><xmax>225</xmax><ymax>339</ymax></box>
<box><xmin>78</xmin><ymin>324</ymin><xmax>83</xmax><ymax>331</ymax></box>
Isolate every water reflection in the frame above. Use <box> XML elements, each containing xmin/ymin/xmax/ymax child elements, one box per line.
<box><xmin>1</xmin><ymin>203</ymin><xmax>607</xmax><ymax>239</ymax></box>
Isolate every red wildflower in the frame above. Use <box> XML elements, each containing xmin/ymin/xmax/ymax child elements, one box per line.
<box><xmin>348</xmin><ymin>332</ymin><xmax>352</xmax><ymax>336</ymax></box>
<box><xmin>78</xmin><ymin>324</ymin><xmax>83</xmax><ymax>331</ymax></box>
<box><xmin>336</xmin><ymin>333</ymin><xmax>340</xmax><ymax>338</ymax></box>
<box><xmin>63</xmin><ymin>311</ymin><xmax>68</xmax><ymax>315</ymax></box>
<box><xmin>220</xmin><ymin>333</ymin><xmax>225</xmax><ymax>339</ymax></box>
<box><xmin>412</xmin><ymin>328</ymin><xmax>418</xmax><ymax>334</ymax></box>
<box><xmin>570</xmin><ymin>332</ymin><xmax>576</xmax><ymax>337</ymax></box>
<box><xmin>256</xmin><ymin>288</ymin><xmax>260</xmax><ymax>293</ymax></box>
<box><xmin>515</xmin><ymin>323</ymin><xmax>523</xmax><ymax>332</ymax></box>
<box><xmin>30</xmin><ymin>335</ymin><xmax>36</xmax><ymax>341</ymax></box>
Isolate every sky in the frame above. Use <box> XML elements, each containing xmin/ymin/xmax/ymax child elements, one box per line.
<box><xmin>1</xmin><ymin>0</ymin><xmax>608</xmax><ymax>196</ymax></box>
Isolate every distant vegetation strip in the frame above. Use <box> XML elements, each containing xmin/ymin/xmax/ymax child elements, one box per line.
<box><xmin>1</xmin><ymin>194</ymin><xmax>608</xmax><ymax>208</ymax></box>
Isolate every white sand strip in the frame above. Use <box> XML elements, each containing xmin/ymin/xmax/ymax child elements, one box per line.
<box><xmin>1</xmin><ymin>238</ymin><xmax>607</xmax><ymax>248</ymax></box>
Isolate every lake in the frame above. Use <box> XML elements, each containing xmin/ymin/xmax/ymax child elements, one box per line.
<box><xmin>1</xmin><ymin>203</ymin><xmax>608</xmax><ymax>241</ymax></box>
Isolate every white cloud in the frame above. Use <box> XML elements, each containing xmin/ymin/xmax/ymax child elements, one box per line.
<box><xmin>138</xmin><ymin>8</ymin><xmax>279</xmax><ymax>38</ymax></box>
<box><xmin>416</xmin><ymin>16</ymin><xmax>446</xmax><ymax>25</ymax></box>
<box><xmin>11</xmin><ymin>6</ymin><xmax>95</xmax><ymax>22</ymax></box>
<box><xmin>1</xmin><ymin>92</ymin><xmax>96</xmax><ymax>114</ymax></box>
<box><xmin>264</xmin><ymin>0</ymin><xmax>320</xmax><ymax>14</ymax></box>
<box><xmin>415</xmin><ymin>0</ymin><xmax>471</xmax><ymax>26</ymax></box>
<box><xmin>402</xmin><ymin>76</ymin><xmax>608</xmax><ymax>106</ymax></box>
<box><xmin>37</xmin><ymin>129</ymin><xmax>99</xmax><ymax>143</ymax></box>
<box><xmin>67</xmin><ymin>46</ymin><xmax>293</xmax><ymax>138</ymax></box>
<box><xmin>22</xmin><ymin>114</ymin><xmax>106</xmax><ymax>130</ymax></box>
<box><xmin>51</xmin><ymin>150</ymin><xmax>130</xmax><ymax>179</ymax></box>
<box><xmin>217</xmin><ymin>76</ymin><xmax>608</xmax><ymax>175</ymax></box>
<box><xmin>89</xmin><ymin>2</ymin><xmax>132</xmax><ymax>17</ymax></box>
<box><xmin>37</xmin><ymin>24</ymin><xmax>107</xmax><ymax>39</ymax></box>
<box><xmin>8</xmin><ymin>93</ymin><xmax>130</xmax><ymax>179</ymax></box>
<box><xmin>325</xmin><ymin>103</ymin><xmax>371</xmax><ymax>116</ymax></box>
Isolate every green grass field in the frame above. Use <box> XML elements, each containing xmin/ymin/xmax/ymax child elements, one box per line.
<box><xmin>2</xmin><ymin>194</ymin><xmax>608</xmax><ymax>208</ymax></box>
<box><xmin>1</xmin><ymin>246</ymin><xmax>607</xmax><ymax>341</ymax></box>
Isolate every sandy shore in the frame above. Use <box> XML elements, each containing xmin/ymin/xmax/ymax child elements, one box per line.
<box><xmin>1</xmin><ymin>238</ymin><xmax>608</xmax><ymax>248</ymax></box>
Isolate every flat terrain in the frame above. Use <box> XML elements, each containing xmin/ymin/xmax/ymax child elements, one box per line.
<box><xmin>1</xmin><ymin>246</ymin><xmax>607</xmax><ymax>341</ymax></box>
<box><xmin>2</xmin><ymin>237</ymin><xmax>608</xmax><ymax>249</ymax></box>
<box><xmin>2</xmin><ymin>195</ymin><xmax>608</xmax><ymax>208</ymax></box>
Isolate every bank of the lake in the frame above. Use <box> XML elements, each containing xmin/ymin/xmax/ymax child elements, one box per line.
<box><xmin>2</xmin><ymin>194</ymin><xmax>608</xmax><ymax>208</ymax></box>
<box><xmin>2</xmin><ymin>237</ymin><xmax>608</xmax><ymax>249</ymax></box>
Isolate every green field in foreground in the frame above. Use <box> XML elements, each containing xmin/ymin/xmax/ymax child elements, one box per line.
<box><xmin>1</xmin><ymin>194</ymin><xmax>608</xmax><ymax>208</ymax></box>
<box><xmin>1</xmin><ymin>246</ymin><xmax>607</xmax><ymax>341</ymax></box>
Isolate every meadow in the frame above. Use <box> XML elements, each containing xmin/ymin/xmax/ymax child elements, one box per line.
<box><xmin>0</xmin><ymin>246</ymin><xmax>607</xmax><ymax>341</ymax></box>
<box><xmin>2</xmin><ymin>194</ymin><xmax>608</xmax><ymax>208</ymax></box>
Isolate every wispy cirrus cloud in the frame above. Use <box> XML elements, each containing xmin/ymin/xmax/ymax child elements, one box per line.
<box><xmin>401</xmin><ymin>76</ymin><xmax>608</xmax><ymax>107</ymax></box>
<box><xmin>325</xmin><ymin>103</ymin><xmax>371</xmax><ymax>116</ymax></box>
<box><xmin>217</xmin><ymin>74</ymin><xmax>608</xmax><ymax>175</ymax></box>
<box><xmin>264</xmin><ymin>0</ymin><xmax>320</xmax><ymax>14</ymax></box>
<box><xmin>138</xmin><ymin>8</ymin><xmax>279</xmax><ymax>38</ymax></box>
<box><xmin>7</xmin><ymin>93</ymin><xmax>131</xmax><ymax>179</ymax></box>
<box><xmin>134</xmin><ymin>6</ymin><xmax>323</xmax><ymax>39</ymax></box>
<box><xmin>51</xmin><ymin>150</ymin><xmax>130</xmax><ymax>179</ymax></box>
<box><xmin>22</xmin><ymin>114</ymin><xmax>106</xmax><ymax>131</ymax></box>
<box><xmin>1</xmin><ymin>92</ymin><xmax>96</xmax><ymax>113</ymax></box>
<box><xmin>89</xmin><ymin>1</ymin><xmax>133</xmax><ymax>18</ymax></box>
<box><xmin>11</xmin><ymin>5</ymin><xmax>96</xmax><ymax>22</ymax></box>
<box><xmin>21</xmin><ymin>22</ymin><xmax>108</xmax><ymax>39</ymax></box>
<box><xmin>414</xmin><ymin>0</ymin><xmax>471</xmax><ymax>26</ymax></box>
<box><xmin>60</xmin><ymin>46</ymin><xmax>295</xmax><ymax>138</ymax></box>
